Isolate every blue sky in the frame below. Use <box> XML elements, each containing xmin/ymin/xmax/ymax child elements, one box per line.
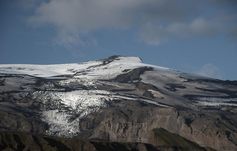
<box><xmin>0</xmin><ymin>0</ymin><xmax>237</xmax><ymax>80</ymax></box>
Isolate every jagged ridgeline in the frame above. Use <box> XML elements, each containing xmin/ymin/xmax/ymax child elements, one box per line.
<box><xmin>0</xmin><ymin>56</ymin><xmax>237</xmax><ymax>151</ymax></box>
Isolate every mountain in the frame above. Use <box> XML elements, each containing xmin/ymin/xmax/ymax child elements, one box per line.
<box><xmin>0</xmin><ymin>55</ymin><xmax>236</xmax><ymax>151</ymax></box>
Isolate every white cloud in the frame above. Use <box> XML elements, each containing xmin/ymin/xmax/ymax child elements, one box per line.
<box><xmin>29</xmin><ymin>0</ymin><xmax>143</xmax><ymax>48</ymax></box>
<box><xmin>30</xmin><ymin>0</ymin><xmax>137</xmax><ymax>31</ymax></box>
<box><xmin>28</xmin><ymin>0</ymin><xmax>237</xmax><ymax>47</ymax></box>
<box><xmin>52</xmin><ymin>31</ymin><xmax>97</xmax><ymax>50</ymax></box>
<box><xmin>140</xmin><ymin>18</ymin><xmax>219</xmax><ymax>45</ymax></box>
<box><xmin>196</xmin><ymin>64</ymin><xmax>222</xmax><ymax>79</ymax></box>
<box><xmin>29</xmin><ymin>0</ymin><xmax>192</xmax><ymax>30</ymax></box>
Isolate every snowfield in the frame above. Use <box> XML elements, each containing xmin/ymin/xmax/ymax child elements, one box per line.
<box><xmin>0</xmin><ymin>56</ymin><xmax>236</xmax><ymax>137</ymax></box>
<box><xmin>0</xmin><ymin>56</ymin><xmax>168</xmax><ymax>80</ymax></box>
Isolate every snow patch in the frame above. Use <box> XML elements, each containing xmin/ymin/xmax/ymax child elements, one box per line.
<box><xmin>141</xmin><ymin>99</ymin><xmax>169</xmax><ymax>107</ymax></box>
<box><xmin>35</xmin><ymin>89</ymin><xmax>139</xmax><ymax>137</ymax></box>
<box><xmin>198</xmin><ymin>101</ymin><xmax>237</xmax><ymax>107</ymax></box>
<box><xmin>148</xmin><ymin>89</ymin><xmax>165</xmax><ymax>99</ymax></box>
<box><xmin>196</xmin><ymin>97</ymin><xmax>237</xmax><ymax>107</ymax></box>
<box><xmin>42</xmin><ymin>110</ymin><xmax>80</xmax><ymax>136</ymax></box>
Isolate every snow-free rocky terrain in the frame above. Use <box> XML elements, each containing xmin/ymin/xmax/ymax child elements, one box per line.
<box><xmin>0</xmin><ymin>56</ymin><xmax>237</xmax><ymax>151</ymax></box>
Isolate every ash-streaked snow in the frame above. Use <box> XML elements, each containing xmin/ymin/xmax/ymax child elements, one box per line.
<box><xmin>35</xmin><ymin>89</ymin><xmax>164</xmax><ymax>136</ymax></box>
<box><xmin>0</xmin><ymin>56</ymin><xmax>172</xmax><ymax>137</ymax></box>
<box><xmin>0</xmin><ymin>56</ymin><xmax>236</xmax><ymax>137</ymax></box>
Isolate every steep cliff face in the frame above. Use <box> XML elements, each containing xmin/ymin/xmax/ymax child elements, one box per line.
<box><xmin>0</xmin><ymin>56</ymin><xmax>236</xmax><ymax>151</ymax></box>
<box><xmin>78</xmin><ymin>106</ymin><xmax>236</xmax><ymax>150</ymax></box>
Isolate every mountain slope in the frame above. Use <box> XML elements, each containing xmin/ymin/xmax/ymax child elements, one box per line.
<box><xmin>0</xmin><ymin>130</ymin><xmax>213</xmax><ymax>151</ymax></box>
<box><xmin>0</xmin><ymin>56</ymin><xmax>236</xmax><ymax>151</ymax></box>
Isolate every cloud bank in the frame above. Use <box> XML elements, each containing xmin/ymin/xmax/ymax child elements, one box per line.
<box><xmin>29</xmin><ymin>0</ymin><xmax>237</xmax><ymax>47</ymax></box>
<box><xmin>197</xmin><ymin>64</ymin><xmax>223</xmax><ymax>79</ymax></box>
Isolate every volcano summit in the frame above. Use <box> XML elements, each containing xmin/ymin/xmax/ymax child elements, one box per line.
<box><xmin>0</xmin><ymin>56</ymin><xmax>236</xmax><ymax>151</ymax></box>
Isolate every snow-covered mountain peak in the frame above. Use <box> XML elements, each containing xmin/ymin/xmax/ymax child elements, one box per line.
<box><xmin>0</xmin><ymin>56</ymin><xmax>237</xmax><ymax>150</ymax></box>
<box><xmin>0</xmin><ymin>56</ymin><xmax>164</xmax><ymax>80</ymax></box>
